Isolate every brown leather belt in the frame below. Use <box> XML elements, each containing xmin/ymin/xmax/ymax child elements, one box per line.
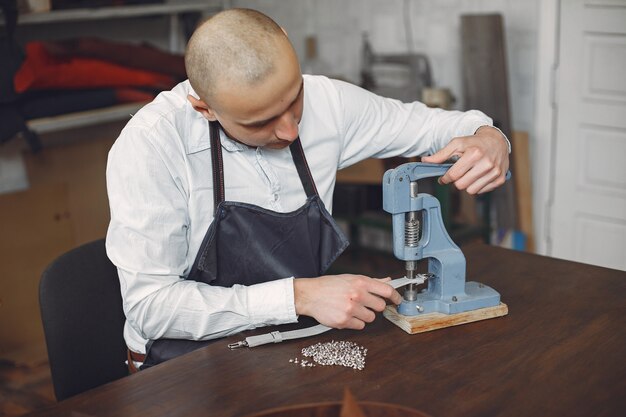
<box><xmin>127</xmin><ymin>349</ymin><xmax>146</xmax><ymax>374</ymax></box>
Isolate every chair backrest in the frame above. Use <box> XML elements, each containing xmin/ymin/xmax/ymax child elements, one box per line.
<box><xmin>39</xmin><ymin>238</ymin><xmax>128</xmax><ymax>401</ymax></box>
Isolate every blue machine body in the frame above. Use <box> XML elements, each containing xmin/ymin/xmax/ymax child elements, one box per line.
<box><xmin>382</xmin><ymin>162</ymin><xmax>503</xmax><ymax>316</ymax></box>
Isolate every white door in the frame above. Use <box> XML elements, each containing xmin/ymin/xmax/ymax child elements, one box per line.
<box><xmin>549</xmin><ymin>0</ymin><xmax>626</xmax><ymax>271</ymax></box>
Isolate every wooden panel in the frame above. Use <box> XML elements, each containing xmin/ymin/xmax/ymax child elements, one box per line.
<box><xmin>578</xmin><ymin>125</ymin><xmax>626</xmax><ymax>195</ymax></box>
<box><xmin>574</xmin><ymin>214</ymin><xmax>626</xmax><ymax>270</ymax></box>
<box><xmin>583</xmin><ymin>6</ymin><xmax>626</xmax><ymax>33</ymax></box>
<box><xmin>461</xmin><ymin>14</ymin><xmax>512</xmax><ymax>138</ymax></box>
<box><xmin>336</xmin><ymin>159</ymin><xmax>386</xmax><ymax>185</ymax></box>
<box><xmin>585</xmin><ymin>0</ymin><xmax>626</xmax><ymax>5</ymax></box>
<box><xmin>512</xmin><ymin>131</ymin><xmax>534</xmax><ymax>251</ymax></box>
<box><xmin>0</xmin><ymin>124</ymin><xmax>120</xmax><ymax>360</ymax></box>
<box><xmin>583</xmin><ymin>33</ymin><xmax>626</xmax><ymax>102</ymax></box>
<box><xmin>0</xmin><ymin>184</ymin><xmax>73</xmax><ymax>357</ymax></box>
<box><xmin>25</xmin><ymin>132</ymin><xmax>116</xmax><ymax>245</ymax></box>
<box><xmin>461</xmin><ymin>14</ymin><xmax>517</xmax><ymax>230</ymax></box>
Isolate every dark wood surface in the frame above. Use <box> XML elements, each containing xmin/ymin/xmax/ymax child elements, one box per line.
<box><xmin>27</xmin><ymin>244</ymin><xmax>626</xmax><ymax>417</ymax></box>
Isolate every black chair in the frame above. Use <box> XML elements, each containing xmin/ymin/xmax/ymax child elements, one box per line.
<box><xmin>39</xmin><ymin>238</ymin><xmax>128</xmax><ymax>401</ymax></box>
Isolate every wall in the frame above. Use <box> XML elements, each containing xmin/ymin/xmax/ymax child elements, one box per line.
<box><xmin>13</xmin><ymin>0</ymin><xmax>539</xmax><ymax>132</ymax></box>
<box><xmin>8</xmin><ymin>0</ymin><xmax>541</xmax><ymax>196</ymax></box>
<box><xmin>232</xmin><ymin>0</ymin><xmax>539</xmax><ymax>134</ymax></box>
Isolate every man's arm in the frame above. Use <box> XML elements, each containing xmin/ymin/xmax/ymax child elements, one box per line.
<box><xmin>331</xmin><ymin>78</ymin><xmax>494</xmax><ymax>168</ymax></box>
<box><xmin>106</xmin><ymin>125</ymin><xmax>298</xmax><ymax>350</ymax></box>
<box><xmin>328</xmin><ymin>78</ymin><xmax>510</xmax><ymax>194</ymax></box>
<box><xmin>421</xmin><ymin>125</ymin><xmax>510</xmax><ymax>194</ymax></box>
<box><xmin>294</xmin><ymin>275</ymin><xmax>402</xmax><ymax>329</ymax></box>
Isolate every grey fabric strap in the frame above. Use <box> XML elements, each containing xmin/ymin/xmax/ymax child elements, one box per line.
<box><xmin>228</xmin><ymin>276</ymin><xmax>426</xmax><ymax>349</ymax></box>
<box><xmin>241</xmin><ymin>324</ymin><xmax>331</xmax><ymax>348</ymax></box>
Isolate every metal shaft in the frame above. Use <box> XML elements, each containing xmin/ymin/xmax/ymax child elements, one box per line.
<box><xmin>404</xmin><ymin>181</ymin><xmax>419</xmax><ymax>301</ymax></box>
<box><xmin>404</xmin><ymin>260</ymin><xmax>418</xmax><ymax>301</ymax></box>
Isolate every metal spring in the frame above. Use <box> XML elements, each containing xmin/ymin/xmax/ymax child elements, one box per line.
<box><xmin>405</xmin><ymin>215</ymin><xmax>420</xmax><ymax>247</ymax></box>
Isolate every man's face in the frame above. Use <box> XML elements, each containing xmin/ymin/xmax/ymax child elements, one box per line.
<box><xmin>201</xmin><ymin>49</ymin><xmax>304</xmax><ymax>150</ymax></box>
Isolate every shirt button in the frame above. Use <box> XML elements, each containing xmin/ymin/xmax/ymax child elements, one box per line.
<box><xmin>273</xmin><ymin>193</ymin><xmax>279</xmax><ymax>201</ymax></box>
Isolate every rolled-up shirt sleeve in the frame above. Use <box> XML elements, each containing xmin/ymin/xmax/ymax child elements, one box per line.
<box><xmin>106</xmin><ymin>124</ymin><xmax>297</xmax><ymax>351</ymax></box>
<box><xmin>331</xmin><ymin>79</ymin><xmax>493</xmax><ymax>168</ymax></box>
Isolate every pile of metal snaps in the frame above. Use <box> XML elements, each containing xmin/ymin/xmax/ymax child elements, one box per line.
<box><xmin>289</xmin><ymin>340</ymin><xmax>367</xmax><ymax>371</ymax></box>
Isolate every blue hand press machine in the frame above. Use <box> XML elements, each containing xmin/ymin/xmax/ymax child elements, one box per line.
<box><xmin>381</xmin><ymin>162</ymin><xmax>508</xmax><ymax>333</ymax></box>
<box><xmin>228</xmin><ymin>162</ymin><xmax>510</xmax><ymax>348</ymax></box>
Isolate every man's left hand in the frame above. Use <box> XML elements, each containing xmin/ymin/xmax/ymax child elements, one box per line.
<box><xmin>421</xmin><ymin>126</ymin><xmax>510</xmax><ymax>195</ymax></box>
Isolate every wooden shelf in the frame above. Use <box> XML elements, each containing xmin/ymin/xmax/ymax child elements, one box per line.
<box><xmin>4</xmin><ymin>1</ymin><xmax>226</xmax><ymax>140</ymax></box>
<box><xmin>12</xmin><ymin>3</ymin><xmax>222</xmax><ymax>25</ymax></box>
<box><xmin>27</xmin><ymin>102</ymin><xmax>147</xmax><ymax>134</ymax></box>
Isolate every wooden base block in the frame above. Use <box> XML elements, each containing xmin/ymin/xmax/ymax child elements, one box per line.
<box><xmin>383</xmin><ymin>303</ymin><xmax>509</xmax><ymax>334</ymax></box>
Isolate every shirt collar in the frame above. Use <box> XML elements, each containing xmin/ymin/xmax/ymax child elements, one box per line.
<box><xmin>185</xmin><ymin>81</ymin><xmax>244</xmax><ymax>154</ymax></box>
<box><xmin>218</xmin><ymin>129</ymin><xmax>245</xmax><ymax>152</ymax></box>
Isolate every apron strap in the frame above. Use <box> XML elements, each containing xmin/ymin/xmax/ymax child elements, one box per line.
<box><xmin>209</xmin><ymin>121</ymin><xmax>225</xmax><ymax>212</ymax></box>
<box><xmin>209</xmin><ymin>121</ymin><xmax>319</xmax><ymax>210</ymax></box>
<box><xmin>289</xmin><ymin>137</ymin><xmax>318</xmax><ymax>198</ymax></box>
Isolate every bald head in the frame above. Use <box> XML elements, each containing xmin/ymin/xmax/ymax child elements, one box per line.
<box><xmin>185</xmin><ymin>8</ymin><xmax>296</xmax><ymax>102</ymax></box>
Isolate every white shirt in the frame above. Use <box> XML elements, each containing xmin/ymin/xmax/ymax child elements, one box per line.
<box><xmin>106</xmin><ymin>75</ymin><xmax>493</xmax><ymax>353</ymax></box>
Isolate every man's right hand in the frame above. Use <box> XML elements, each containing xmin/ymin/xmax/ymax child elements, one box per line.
<box><xmin>293</xmin><ymin>275</ymin><xmax>402</xmax><ymax>329</ymax></box>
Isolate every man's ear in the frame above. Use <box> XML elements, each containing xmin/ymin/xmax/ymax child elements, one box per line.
<box><xmin>187</xmin><ymin>94</ymin><xmax>218</xmax><ymax>121</ymax></box>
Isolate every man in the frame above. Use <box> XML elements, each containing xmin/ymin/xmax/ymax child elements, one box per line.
<box><xmin>106</xmin><ymin>8</ymin><xmax>509</xmax><ymax>369</ymax></box>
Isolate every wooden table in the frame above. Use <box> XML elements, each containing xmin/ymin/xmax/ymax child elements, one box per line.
<box><xmin>27</xmin><ymin>244</ymin><xmax>626</xmax><ymax>417</ymax></box>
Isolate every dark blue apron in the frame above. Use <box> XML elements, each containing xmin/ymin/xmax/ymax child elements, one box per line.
<box><xmin>141</xmin><ymin>121</ymin><xmax>349</xmax><ymax>368</ymax></box>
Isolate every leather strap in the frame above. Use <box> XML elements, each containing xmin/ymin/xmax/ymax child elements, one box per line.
<box><xmin>228</xmin><ymin>276</ymin><xmax>426</xmax><ymax>349</ymax></box>
<box><xmin>127</xmin><ymin>349</ymin><xmax>146</xmax><ymax>374</ymax></box>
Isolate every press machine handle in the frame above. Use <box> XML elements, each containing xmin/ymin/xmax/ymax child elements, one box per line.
<box><xmin>383</xmin><ymin>162</ymin><xmax>511</xmax><ymax>214</ymax></box>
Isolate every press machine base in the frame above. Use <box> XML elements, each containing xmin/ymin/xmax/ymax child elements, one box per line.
<box><xmin>382</xmin><ymin>162</ymin><xmax>509</xmax><ymax>334</ymax></box>
<box><xmin>383</xmin><ymin>302</ymin><xmax>508</xmax><ymax>335</ymax></box>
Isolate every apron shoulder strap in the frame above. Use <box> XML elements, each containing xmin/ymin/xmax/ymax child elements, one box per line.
<box><xmin>289</xmin><ymin>138</ymin><xmax>318</xmax><ymax>198</ymax></box>
<box><xmin>209</xmin><ymin>121</ymin><xmax>225</xmax><ymax>211</ymax></box>
<box><xmin>209</xmin><ymin>121</ymin><xmax>319</xmax><ymax>210</ymax></box>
